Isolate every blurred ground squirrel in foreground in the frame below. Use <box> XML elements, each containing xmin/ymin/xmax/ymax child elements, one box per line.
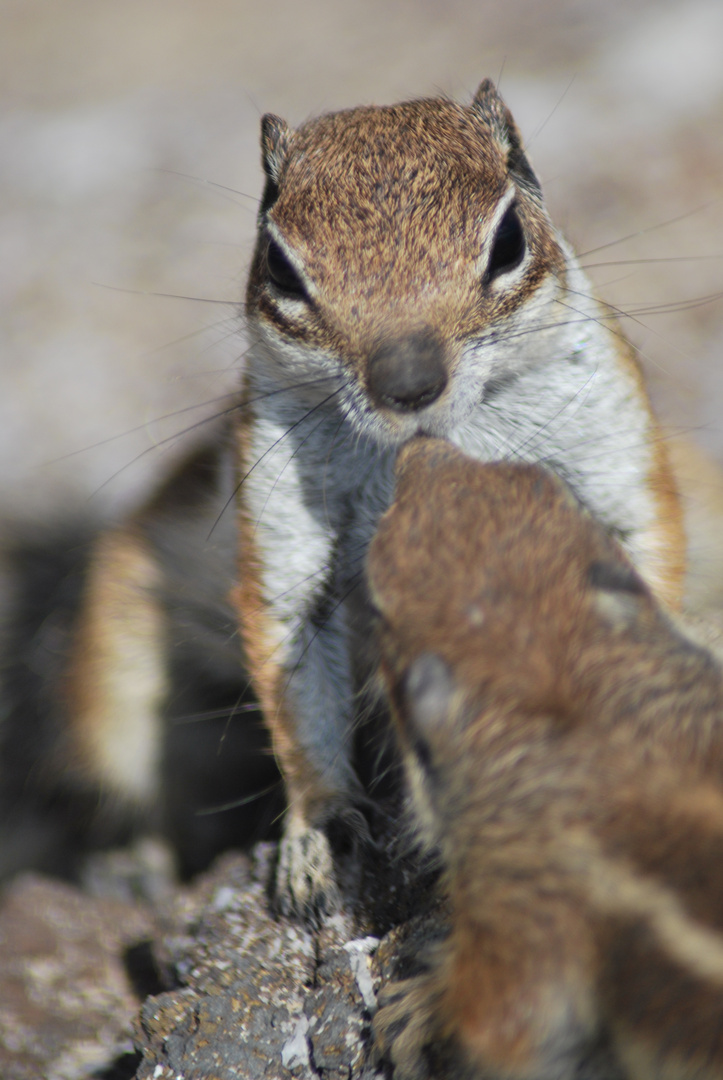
<box><xmin>370</xmin><ymin>438</ymin><xmax>723</xmax><ymax>1080</ymax></box>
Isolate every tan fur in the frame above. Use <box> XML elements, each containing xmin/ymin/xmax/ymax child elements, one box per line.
<box><xmin>369</xmin><ymin>438</ymin><xmax>723</xmax><ymax>1080</ymax></box>
<box><xmin>63</xmin><ymin>527</ymin><xmax>166</xmax><ymax>806</ymax></box>
<box><xmin>616</xmin><ymin>331</ymin><xmax>686</xmax><ymax>608</ymax></box>
<box><xmin>668</xmin><ymin>434</ymin><xmax>723</xmax><ymax>613</ymax></box>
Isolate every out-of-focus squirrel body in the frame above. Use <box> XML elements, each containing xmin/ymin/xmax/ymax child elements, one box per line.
<box><xmin>369</xmin><ymin>439</ymin><xmax>723</xmax><ymax>1080</ymax></box>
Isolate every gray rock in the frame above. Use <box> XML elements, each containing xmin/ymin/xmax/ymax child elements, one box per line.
<box><xmin>0</xmin><ymin>873</ymin><xmax>153</xmax><ymax>1080</ymax></box>
<box><xmin>134</xmin><ymin>847</ymin><xmax>396</xmax><ymax>1079</ymax></box>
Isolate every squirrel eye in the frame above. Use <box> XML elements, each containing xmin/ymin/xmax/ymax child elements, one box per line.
<box><xmin>266</xmin><ymin>239</ymin><xmax>308</xmax><ymax>300</ymax></box>
<box><xmin>486</xmin><ymin>205</ymin><xmax>526</xmax><ymax>281</ymax></box>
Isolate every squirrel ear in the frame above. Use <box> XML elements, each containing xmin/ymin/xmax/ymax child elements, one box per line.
<box><xmin>472</xmin><ymin>77</ymin><xmax>502</xmax><ymax>115</ymax></box>
<box><xmin>260</xmin><ymin>114</ymin><xmax>291</xmax><ymax>184</ymax></box>
<box><xmin>403</xmin><ymin>653</ymin><xmax>456</xmax><ymax>735</ymax></box>
<box><xmin>471</xmin><ymin>80</ymin><xmax>541</xmax><ymax>196</ymax></box>
<box><xmin>259</xmin><ymin>114</ymin><xmax>291</xmax><ymax>216</ymax></box>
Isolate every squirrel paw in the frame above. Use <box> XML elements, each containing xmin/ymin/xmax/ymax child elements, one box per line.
<box><xmin>273</xmin><ymin>825</ymin><xmax>341</xmax><ymax>924</ymax></box>
<box><xmin>373</xmin><ymin>976</ymin><xmax>439</xmax><ymax>1080</ymax></box>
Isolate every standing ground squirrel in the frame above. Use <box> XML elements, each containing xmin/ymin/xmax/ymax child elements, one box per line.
<box><xmin>234</xmin><ymin>78</ymin><xmax>684</xmax><ymax>918</ymax></box>
<box><xmin>2</xmin><ymin>80</ymin><xmax>690</xmax><ymax>909</ymax></box>
<box><xmin>369</xmin><ymin>438</ymin><xmax>723</xmax><ymax>1080</ymax></box>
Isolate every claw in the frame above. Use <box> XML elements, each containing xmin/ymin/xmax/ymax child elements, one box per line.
<box><xmin>273</xmin><ymin>825</ymin><xmax>341</xmax><ymax>925</ymax></box>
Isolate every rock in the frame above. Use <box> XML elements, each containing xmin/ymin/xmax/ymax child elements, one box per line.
<box><xmin>134</xmin><ymin>847</ymin><xmax>396</xmax><ymax>1080</ymax></box>
<box><xmin>0</xmin><ymin>873</ymin><xmax>154</xmax><ymax>1080</ymax></box>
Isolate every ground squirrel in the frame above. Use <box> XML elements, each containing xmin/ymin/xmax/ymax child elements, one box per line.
<box><xmin>235</xmin><ymin>79</ymin><xmax>684</xmax><ymax>918</ymax></box>
<box><xmin>2</xmin><ymin>80</ymin><xmax>689</xmax><ymax>909</ymax></box>
<box><xmin>369</xmin><ymin>438</ymin><xmax>723</xmax><ymax>1080</ymax></box>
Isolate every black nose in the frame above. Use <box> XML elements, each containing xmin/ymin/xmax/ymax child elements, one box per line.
<box><xmin>367</xmin><ymin>330</ymin><xmax>448</xmax><ymax>413</ymax></box>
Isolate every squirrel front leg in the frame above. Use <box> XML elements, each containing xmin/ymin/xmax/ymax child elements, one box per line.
<box><xmin>234</xmin><ymin>407</ymin><xmax>361</xmax><ymax>921</ymax></box>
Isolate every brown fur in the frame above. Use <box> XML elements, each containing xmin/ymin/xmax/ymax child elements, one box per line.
<box><xmin>248</xmin><ymin>92</ymin><xmax>565</xmax><ymax>356</ymax></box>
<box><xmin>369</xmin><ymin>438</ymin><xmax>723</xmax><ymax>1080</ymax></box>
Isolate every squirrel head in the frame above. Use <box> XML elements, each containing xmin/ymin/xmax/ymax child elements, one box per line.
<box><xmin>366</xmin><ymin>437</ymin><xmax>671</xmax><ymax>840</ymax></box>
<box><xmin>245</xmin><ymin>83</ymin><xmax>568</xmax><ymax>443</ymax></box>
<box><xmin>369</xmin><ymin>437</ymin><xmax>655</xmax><ymax>705</ymax></box>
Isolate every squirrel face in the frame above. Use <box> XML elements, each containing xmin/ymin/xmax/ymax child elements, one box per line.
<box><xmin>245</xmin><ymin>80</ymin><xmax>567</xmax><ymax>445</ymax></box>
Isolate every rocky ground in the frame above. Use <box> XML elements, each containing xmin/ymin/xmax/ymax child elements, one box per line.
<box><xmin>0</xmin><ymin>834</ymin><xmax>443</xmax><ymax>1080</ymax></box>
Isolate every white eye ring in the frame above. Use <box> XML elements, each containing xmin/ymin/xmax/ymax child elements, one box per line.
<box><xmin>485</xmin><ymin>204</ymin><xmax>526</xmax><ymax>282</ymax></box>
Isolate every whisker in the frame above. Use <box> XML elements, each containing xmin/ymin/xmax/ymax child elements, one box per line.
<box><xmin>57</xmin><ymin>373</ymin><xmax>341</xmax><ymax>509</ymax></box>
<box><xmin>576</xmin><ymin>204</ymin><xmax>716</xmax><ymax>259</ymax></box>
<box><xmin>195</xmin><ymin>779</ymin><xmax>283</xmax><ymax>817</ymax></box>
<box><xmin>523</xmin><ymin>74</ymin><xmax>577</xmax><ymax>152</ymax></box>
<box><xmin>581</xmin><ymin>254</ymin><xmax>723</xmax><ymax>271</ymax></box>
<box><xmin>483</xmin><ymin>309</ymin><xmax>618</xmax><ymax>349</ymax></box>
<box><xmin>85</xmin><ymin>405</ymin><xmax>242</xmax><ymax>498</ymax></box>
<box><xmin>488</xmin><ymin>283</ymin><xmax>722</xmax><ymax>357</ymax></box>
<box><xmin>241</xmin><ymin>567</ymin><xmax>333</xmax><ymax>619</ymax></box>
<box><xmin>251</xmin><ymin>386</ymin><xmax>347</xmax><ymax>539</ymax></box>
<box><xmin>154</xmin><ymin>168</ymin><xmax>259</xmax><ymax>206</ymax></box>
<box><xmin>49</xmin><ymin>393</ymin><xmax>239</xmax><ymax>463</ymax></box>
<box><xmin>206</xmin><ymin>383</ymin><xmax>344</xmax><ymax>539</ymax></box>
<box><xmin>558</xmin><ymin>286</ymin><xmax>723</xmax><ymax>373</ymax></box>
<box><xmin>534</xmin><ymin>422</ymin><xmax>700</xmax><ymax>478</ymax></box>
<box><xmin>507</xmin><ymin>371</ymin><xmax>599</xmax><ymax>462</ymax></box>
<box><xmin>91</xmin><ymin>281</ymin><xmax>237</xmax><ymax>305</ymax></box>
<box><xmin>621</xmin><ymin>291</ymin><xmax>723</xmax><ymax>317</ymax></box>
<box><xmin>169</xmin><ymin>700</ymin><xmax>262</xmax><ymax>725</ymax></box>
<box><xmin>139</xmin><ymin>315</ymin><xmax>242</xmax><ymax>358</ymax></box>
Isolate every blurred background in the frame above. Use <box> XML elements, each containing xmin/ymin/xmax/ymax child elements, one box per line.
<box><xmin>1</xmin><ymin>0</ymin><xmax>722</xmax><ymax>526</ymax></box>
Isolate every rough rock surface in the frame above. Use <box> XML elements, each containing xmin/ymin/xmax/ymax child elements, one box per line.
<box><xmin>0</xmin><ymin>872</ymin><xmax>154</xmax><ymax>1080</ymax></box>
<box><xmin>134</xmin><ymin>845</ymin><xmax>438</xmax><ymax>1080</ymax></box>
<box><xmin>0</xmin><ymin>831</ymin><xmax>440</xmax><ymax>1079</ymax></box>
